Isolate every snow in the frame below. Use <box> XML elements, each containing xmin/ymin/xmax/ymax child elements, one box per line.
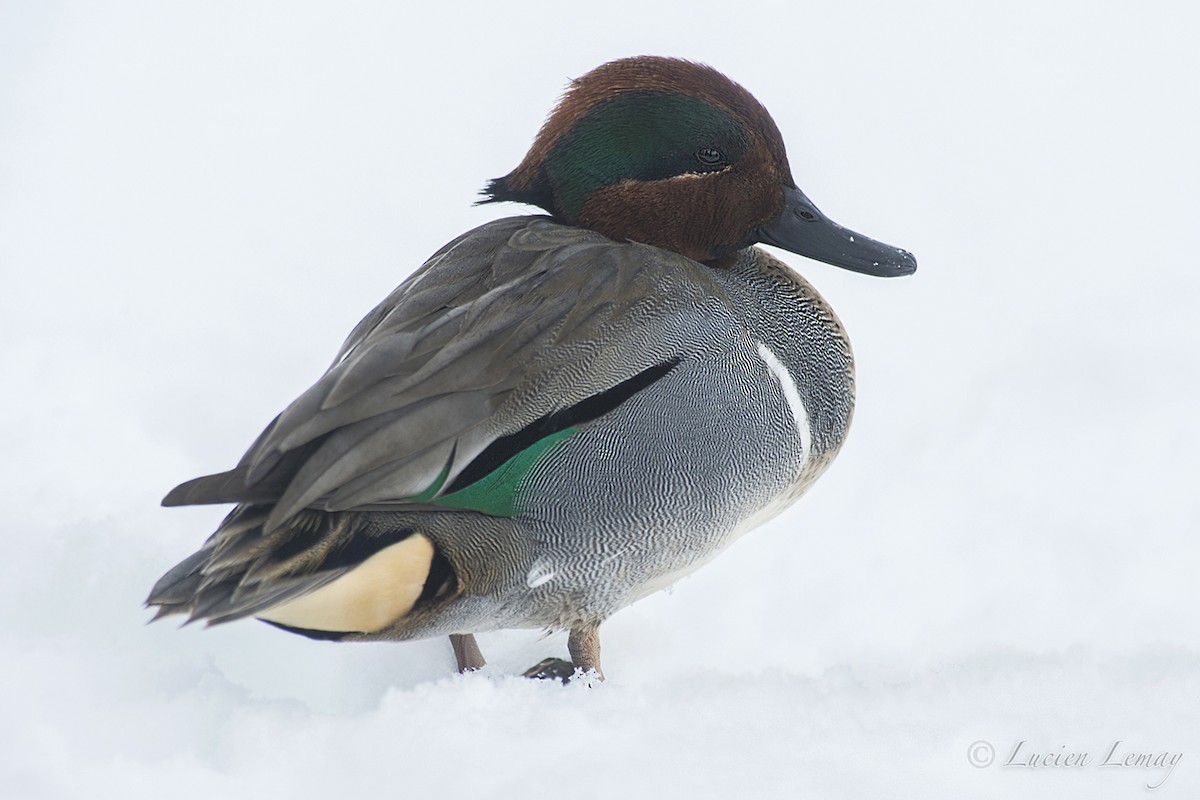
<box><xmin>3</xmin><ymin>1</ymin><xmax>1199</xmax><ymax>798</ymax></box>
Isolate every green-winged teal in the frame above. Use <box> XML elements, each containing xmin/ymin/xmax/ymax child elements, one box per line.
<box><xmin>148</xmin><ymin>56</ymin><xmax>916</xmax><ymax>680</ymax></box>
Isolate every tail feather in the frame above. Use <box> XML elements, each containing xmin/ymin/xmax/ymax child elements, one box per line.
<box><xmin>147</xmin><ymin>506</ymin><xmax>453</xmax><ymax>636</ymax></box>
<box><xmin>187</xmin><ymin>571</ymin><xmax>345</xmax><ymax>627</ymax></box>
<box><xmin>161</xmin><ymin>437</ymin><xmax>323</xmax><ymax>508</ymax></box>
<box><xmin>146</xmin><ymin>548</ymin><xmax>211</xmax><ymax>607</ymax></box>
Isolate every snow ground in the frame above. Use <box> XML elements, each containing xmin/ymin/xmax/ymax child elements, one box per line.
<box><xmin>2</xmin><ymin>2</ymin><xmax>1198</xmax><ymax>798</ymax></box>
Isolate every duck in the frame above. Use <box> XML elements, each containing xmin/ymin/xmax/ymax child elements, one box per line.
<box><xmin>147</xmin><ymin>56</ymin><xmax>916</xmax><ymax>681</ymax></box>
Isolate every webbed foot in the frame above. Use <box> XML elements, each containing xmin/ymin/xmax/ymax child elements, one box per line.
<box><xmin>522</xmin><ymin>657</ymin><xmax>579</xmax><ymax>683</ymax></box>
<box><xmin>522</xmin><ymin>623</ymin><xmax>605</xmax><ymax>683</ymax></box>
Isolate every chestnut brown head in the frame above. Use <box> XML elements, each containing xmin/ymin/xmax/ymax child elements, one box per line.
<box><xmin>484</xmin><ymin>56</ymin><xmax>915</xmax><ymax>275</ymax></box>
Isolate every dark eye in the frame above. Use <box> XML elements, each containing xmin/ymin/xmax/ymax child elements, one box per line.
<box><xmin>695</xmin><ymin>147</ymin><xmax>726</xmax><ymax>168</ymax></box>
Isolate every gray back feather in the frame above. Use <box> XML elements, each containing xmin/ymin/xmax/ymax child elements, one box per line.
<box><xmin>164</xmin><ymin>216</ymin><xmax>726</xmax><ymax>533</ymax></box>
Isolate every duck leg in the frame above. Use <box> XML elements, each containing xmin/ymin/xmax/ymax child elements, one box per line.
<box><xmin>523</xmin><ymin>623</ymin><xmax>604</xmax><ymax>682</ymax></box>
<box><xmin>449</xmin><ymin>633</ymin><xmax>486</xmax><ymax>673</ymax></box>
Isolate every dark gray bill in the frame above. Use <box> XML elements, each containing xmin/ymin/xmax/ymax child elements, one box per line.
<box><xmin>754</xmin><ymin>186</ymin><xmax>917</xmax><ymax>277</ymax></box>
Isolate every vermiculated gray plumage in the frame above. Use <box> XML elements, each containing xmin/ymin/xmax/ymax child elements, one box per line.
<box><xmin>149</xmin><ymin>217</ymin><xmax>853</xmax><ymax>644</ymax></box>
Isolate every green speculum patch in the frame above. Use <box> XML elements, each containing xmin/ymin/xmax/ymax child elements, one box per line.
<box><xmin>545</xmin><ymin>90</ymin><xmax>748</xmax><ymax>218</ymax></box>
<box><xmin>430</xmin><ymin>427</ymin><xmax>577</xmax><ymax>517</ymax></box>
<box><xmin>412</xmin><ymin>358</ymin><xmax>683</xmax><ymax>518</ymax></box>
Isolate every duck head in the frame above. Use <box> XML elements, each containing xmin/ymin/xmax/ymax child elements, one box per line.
<box><xmin>483</xmin><ymin>56</ymin><xmax>915</xmax><ymax>275</ymax></box>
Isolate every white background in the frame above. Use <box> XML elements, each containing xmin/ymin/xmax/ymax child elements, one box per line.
<box><xmin>2</xmin><ymin>1</ymin><xmax>1197</xmax><ymax>797</ymax></box>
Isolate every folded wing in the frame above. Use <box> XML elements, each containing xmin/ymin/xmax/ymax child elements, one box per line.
<box><xmin>164</xmin><ymin>216</ymin><xmax>723</xmax><ymax>532</ymax></box>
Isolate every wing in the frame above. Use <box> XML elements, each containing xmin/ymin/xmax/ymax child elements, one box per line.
<box><xmin>164</xmin><ymin>216</ymin><xmax>727</xmax><ymax>532</ymax></box>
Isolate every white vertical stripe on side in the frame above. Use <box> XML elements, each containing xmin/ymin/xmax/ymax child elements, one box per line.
<box><xmin>755</xmin><ymin>341</ymin><xmax>812</xmax><ymax>464</ymax></box>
